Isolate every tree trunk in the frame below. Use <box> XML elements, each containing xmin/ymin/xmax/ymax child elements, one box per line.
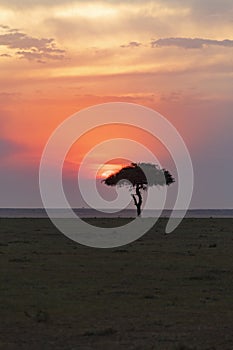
<box><xmin>132</xmin><ymin>184</ymin><xmax>142</xmax><ymax>216</ymax></box>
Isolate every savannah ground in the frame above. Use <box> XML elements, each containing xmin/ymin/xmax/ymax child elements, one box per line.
<box><xmin>0</xmin><ymin>218</ymin><xmax>233</xmax><ymax>350</ymax></box>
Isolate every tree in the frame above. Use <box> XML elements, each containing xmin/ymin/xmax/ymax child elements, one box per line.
<box><xmin>102</xmin><ymin>162</ymin><xmax>174</xmax><ymax>216</ymax></box>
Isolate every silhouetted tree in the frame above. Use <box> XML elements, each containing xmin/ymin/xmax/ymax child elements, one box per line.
<box><xmin>102</xmin><ymin>162</ymin><xmax>174</xmax><ymax>216</ymax></box>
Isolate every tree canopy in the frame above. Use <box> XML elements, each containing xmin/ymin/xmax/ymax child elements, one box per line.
<box><xmin>102</xmin><ymin>162</ymin><xmax>174</xmax><ymax>188</ymax></box>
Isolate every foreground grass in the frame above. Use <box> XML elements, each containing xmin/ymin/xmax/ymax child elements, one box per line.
<box><xmin>0</xmin><ymin>218</ymin><xmax>233</xmax><ymax>349</ymax></box>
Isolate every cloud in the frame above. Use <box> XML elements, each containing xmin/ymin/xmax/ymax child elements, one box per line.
<box><xmin>16</xmin><ymin>50</ymin><xmax>65</xmax><ymax>62</ymax></box>
<box><xmin>151</xmin><ymin>37</ymin><xmax>233</xmax><ymax>49</ymax></box>
<box><xmin>0</xmin><ymin>0</ymin><xmax>74</xmax><ymax>8</ymax></box>
<box><xmin>146</xmin><ymin>0</ymin><xmax>233</xmax><ymax>21</ymax></box>
<box><xmin>120</xmin><ymin>41</ymin><xmax>142</xmax><ymax>48</ymax></box>
<box><xmin>0</xmin><ymin>0</ymin><xmax>147</xmax><ymax>9</ymax></box>
<box><xmin>0</xmin><ymin>24</ymin><xmax>10</xmax><ymax>29</ymax></box>
<box><xmin>0</xmin><ymin>26</ymin><xmax>65</xmax><ymax>62</ymax></box>
<box><xmin>0</xmin><ymin>53</ymin><xmax>11</xmax><ymax>57</ymax></box>
<box><xmin>185</xmin><ymin>0</ymin><xmax>233</xmax><ymax>18</ymax></box>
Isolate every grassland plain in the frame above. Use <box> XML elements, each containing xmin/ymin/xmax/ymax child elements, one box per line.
<box><xmin>0</xmin><ymin>218</ymin><xmax>233</xmax><ymax>350</ymax></box>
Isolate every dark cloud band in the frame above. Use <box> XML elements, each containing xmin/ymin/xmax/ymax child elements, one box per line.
<box><xmin>0</xmin><ymin>26</ymin><xmax>65</xmax><ymax>63</ymax></box>
<box><xmin>151</xmin><ymin>37</ymin><xmax>233</xmax><ymax>49</ymax></box>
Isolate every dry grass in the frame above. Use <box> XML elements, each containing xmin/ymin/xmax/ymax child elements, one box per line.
<box><xmin>0</xmin><ymin>218</ymin><xmax>233</xmax><ymax>349</ymax></box>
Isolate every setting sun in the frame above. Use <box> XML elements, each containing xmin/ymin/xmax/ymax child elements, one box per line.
<box><xmin>101</xmin><ymin>170</ymin><xmax>115</xmax><ymax>178</ymax></box>
<box><xmin>98</xmin><ymin>163</ymin><xmax>124</xmax><ymax>179</ymax></box>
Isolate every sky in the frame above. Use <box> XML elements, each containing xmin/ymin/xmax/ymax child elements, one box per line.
<box><xmin>0</xmin><ymin>0</ymin><xmax>232</xmax><ymax>209</ymax></box>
